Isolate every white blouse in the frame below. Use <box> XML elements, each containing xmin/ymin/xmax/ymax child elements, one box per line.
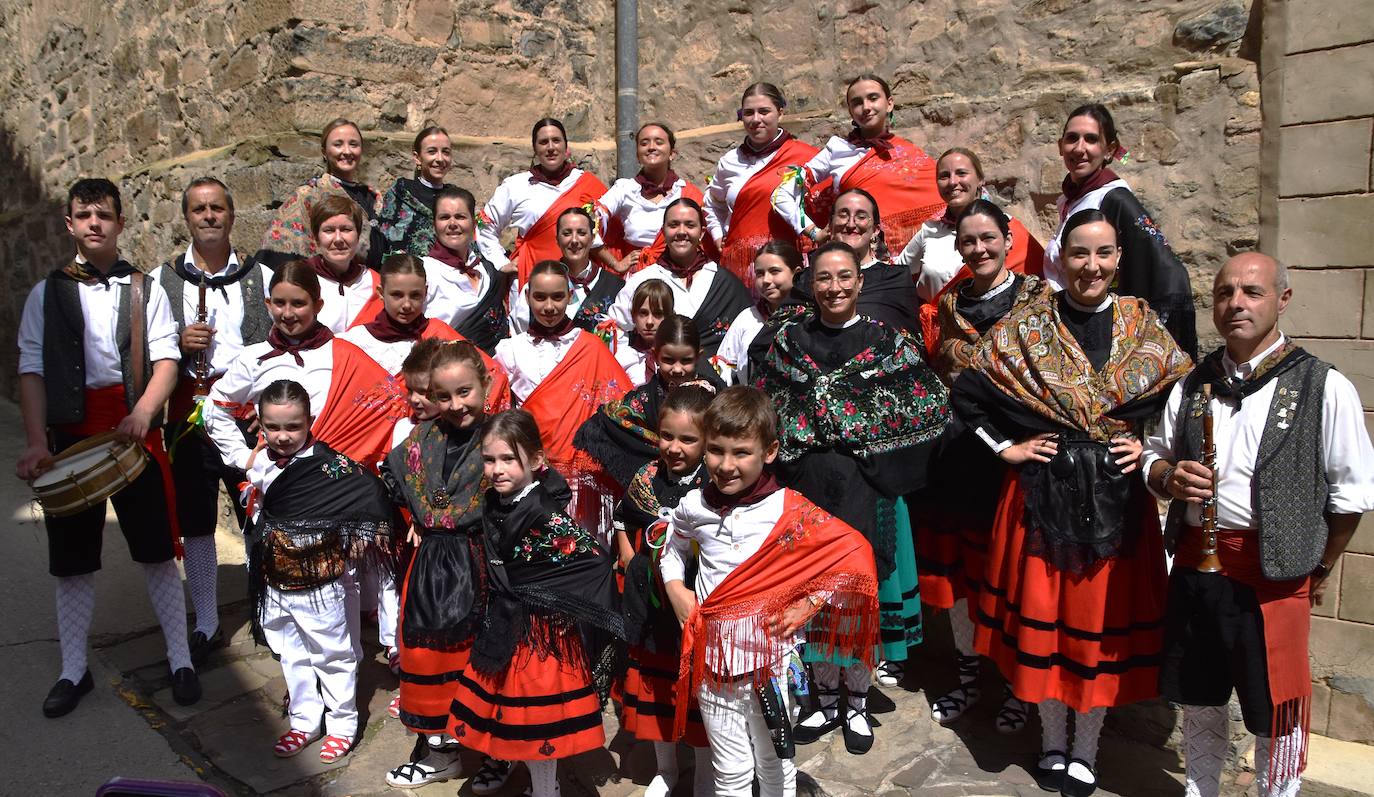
<box><xmin>206</xmin><ymin>339</ymin><xmax>335</xmax><ymax>470</ymax></box>
<box><xmin>610</xmin><ymin>262</ymin><xmax>725</xmax><ymax>332</ymax></box>
<box><xmin>476</xmin><ymin>168</ymin><xmax>605</xmax><ymax>269</ymax></box>
<box><xmin>493</xmin><ymin>325</ymin><xmax>583</xmax><ymax>403</ymax></box>
<box><xmin>316</xmin><ymin>267</ymin><xmax>379</xmax><ymax>333</ymax></box>
<box><xmin>770</xmin><ymin>136</ymin><xmax>869</xmax><ymax>235</ymax></box>
<box><xmin>597</xmin><ymin>176</ymin><xmax>686</xmax><ymax>249</ymax></box>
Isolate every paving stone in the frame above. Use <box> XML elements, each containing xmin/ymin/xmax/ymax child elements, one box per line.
<box><xmin>150</xmin><ymin>657</ymin><xmax>271</xmax><ymax>721</ymax></box>
<box><xmin>1277</xmin><ymin>119</ymin><xmax>1373</xmax><ymax>197</ymax></box>
<box><xmin>1285</xmin><ymin>0</ymin><xmax>1374</xmax><ymax>53</ymax></box>
<box><xmin>186</xmin><ymin>696</ymin><xmax>335</xmax><ymax>793</ymax></box>
<box><xmin>1281</xmin><ymin>44</ymin><xmax>1374</xmax><ymax>125</ymax></box>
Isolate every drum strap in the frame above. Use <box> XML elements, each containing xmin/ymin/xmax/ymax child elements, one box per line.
<box><xmin>130</xmin><ymin>272</ymin><xmax>147</xmax><ymax>402</ymax></box>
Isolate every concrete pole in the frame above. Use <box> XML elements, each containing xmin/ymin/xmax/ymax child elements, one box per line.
<box><xmin>615</xmin><ymin>0</ymin><xmax>638</xmax><ymax>180</ymax></box>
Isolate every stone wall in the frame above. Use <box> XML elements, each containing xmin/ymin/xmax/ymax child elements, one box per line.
<box><xmin>0</xmin><ymin>0</ymin><xmax>1262</xmax><ymax>384</ymax></box>
<box><xmin>1259</xmin><ymin>0</ymin><xmax>1374</xmax><ymax>747</ymax></box>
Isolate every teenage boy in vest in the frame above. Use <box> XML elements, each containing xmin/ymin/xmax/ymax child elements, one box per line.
<box><xmin>1144</xmin><ymin>253</ymin><xmax>1373</xmax><ymax>797</ymax></box>
<box><xmin>17</xmin><ymin>178</ymin><xmax>202</xmax><ymax>717</ymax></box>
<box><xmin>661</xmin><ymin>387</ymin><xmax>878</xmax><ymax>797</ymax></box>
<box><xmin>151</xmin><ymin>177</ymin><xmax>272</xmax><ymax>664</ymax></box>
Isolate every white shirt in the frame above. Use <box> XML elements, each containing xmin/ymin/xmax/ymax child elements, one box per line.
<box><xmin>316</xmin><ymin>267</ymin><xmax>379</xmax><ymax>333</ymax></box>
<box><xmin>508</xmin><ymin>266</ymin><xmax>614</xmax><ymax>335</ymax></box>
<box><xmin>894</xmin><ymin>217</ymin><xmax>966</xmax><ymax>302</ymax></box>
<box><xmin>18</xmin><ymin>259</ymin><xmax>181</xmax><ymax>384</ymax></box>
<box><xmin>423</xmin><ymin>250</ymin><xmax>493</xmax><ymax>331</ymax></box>
<box><xmin>244</xmin><ymin>443</ymin><xmax>317</xmax><ymax>523</ymax></box>
<box><xmin>597</xmin><ymin>176</ymin><xmax>685</xmax><ymax>249</ymax></box>
<box><xmin>771</xmin><ymin>136</ymin><xmax>869</xmax><ymax>235</ymax></box>
<box><xmin>493</xmin><ymin>325</ymin><xmax>583</xmax><ymax>403</ymax></box>
<box><xmin>704</xmin><ymin>135</ymin><xmax>786</xmax><ymax>242</ymax></box>
<box><xmin>1043</xmin><ymin>178</ymin><xmax>1130</xmax><ymax>290</ymax></box>
<box><xmin>610</xmin><ymin>262</ymin><xmax>725</xmax><ymax>332</ymax></box>
<box><xmin>476</xmin><ymin>169</ymin><xmax>605</xmax><ymax>269</ymax></box>
<box><xmin>340</xmin><ymin>324</ymin><xmax>414</xmax><ymax>376</ymax></box>
<box><xmin>151</xmin><ymin>246</ymin><xmax>273</xmax><ymax>376</ymax></box>
<box><xmin>610</xmin><ymin>332</ymin><xmax>652</xmax><ymax>387</ymax></box>
<box><xmin>206</xmin><ymin>339</ymin><xmax>336</xmax><ymax>470</ymax></box>
<box><xmin>1142</xmin><ymin>334</ymin><xmax>1374</xmax><ymax>528</ymax></box>
<box><xmin>715</xmin><ymin>305</ymin><xmax>766</xmax><ymax>386</ymax></box>
<box><xmin>660</xmin><ymin>488</ymin><xmax>798</xmax><ymax>676</ymax></box>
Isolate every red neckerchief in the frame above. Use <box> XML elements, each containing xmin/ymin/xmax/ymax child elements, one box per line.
<box><xmin>755</xmin><ymin>297</ymin><xmax>773</xmax><ymax>318</ymax></box>
<box><xmin>529</xmin><ymin>161</ymin><xmax>574</xmax><ymax>186</ymax></box>
<box><xmin>307</xmin><ymin>254</ymin><xmax>363</xmax><ymax>296</ymax></box>
<box><xmin>636</xmin><ymin>169</ymin><xmax>678</xmax><ymax>200</ymax></box>
<box><xmin>740</xmin><ymin>129</ymin><xmax>794</xmax><ymax>161</ymax></box>
<box><xmin>365</xmin><ymin>311</ymin><xmax>429</xmax><ymax>343</ymax></box>
<box><xmin>846</xmin><ymin>127</ymin><xmax>895</xmax><ymax>155</ymax></box>
<box><xmin>568</xmin><ymin>263</ymin><xmax>598</xmax><ymax>288</ymax></box>
<box><xmin>257</xmin><ymin>323</ymin><xmax>334</xmax><ymax>365</ymax></box>
<box><xmin>658</xmin><ymin>248</ymin><xmax>711</xmax><ymax>286</ymax></box>
<box><xmin>269</xmin><ymin>435</ymin><xmax>315</xmax><ymax>469</ymax></box>
<box><xmin>629</xmin><ymin>331</ymin><xmax>653</xmax><ymax>354</ymax></box>
<box><xmin>529</xmin><ymin>316</ymin><xmax>575</xmax><ymax>342</ymax></box>
<box><xmin>427</xmin><ymin>240</ymin><xmax>477</xmax><ymax>277</ymax></box>
<box><xmin>1060</xmin><ymin>167</ymin><xmax>1121</xmax><ymax>219</ymax></box>
<box><xmin>703</xmin><ymin>471</ymin><xmax>781</xmax><ymax>515</ymax></box>
<box><xmin>63</xmin><ymin>257</ymin><xmax>137</xmax><ymax>286</ymax></box>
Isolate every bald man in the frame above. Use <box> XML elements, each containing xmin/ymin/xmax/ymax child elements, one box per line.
<box><xmin>1143</xmin><ymin>253</ymin><xmax>1373</xmax><ymax>797</ymax></box>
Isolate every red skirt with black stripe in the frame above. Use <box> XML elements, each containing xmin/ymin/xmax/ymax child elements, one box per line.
<box><xmin>911</xmin><ymin>498</ymin><xmax>989</xmax><ymax>611</ymax></box>
<box><xmin>448</xmin><ymin>630</ymin><xmax>606</xmax><ymax>760</ymax></box>
<box><xmin>971</xmin><ymin>472</ymin><xmax>1167</xmax><ymax>712</ymax></box>
<box><xmin>620</xmin><ymin>645</ymin><xmax>707</xmax><ymax>747</ymax></box>
<box><xmin>396</xmin><ymin>540</ymin><xmax>475</xmax><ymax>735</ymax></box>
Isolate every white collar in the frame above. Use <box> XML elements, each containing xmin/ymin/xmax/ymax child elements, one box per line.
<box><xmin>820</xmin><ymin>314</ymin><xmax>862</xmax><ymax>329</ymax></box>
<box><xmin>182</xmin><ymin>242</ymin><xmax>240</xmax><ymax>276</ymax></box>
<box><xmin>418</xmin><ymin>176</ymin><xmax>443</xmax><ymax>190</ymax></box>
<box><xmin>501</xmin><ymin>481</ymin><xmax>539</xmax><ymax>505</ymax></box>
<box><xmin>1223</xmin><ymin>333</ymin><xmax>1287</xmax><ymax>378</ymax></box>
<box><xmin>1062</xmin><ymin>292</ymin><xmax>1112</xmax><ymax>313</ymax></box>
<box><xmin>962</xmin><ymin>270</ymin><xmax>1015</xmax><ymax>302</ymax></box>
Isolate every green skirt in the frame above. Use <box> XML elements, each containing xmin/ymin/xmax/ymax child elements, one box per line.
<box><xmin>804</xmin><ymin>496</ymin><xmax>922</xmax><ymax>666</ymax></box>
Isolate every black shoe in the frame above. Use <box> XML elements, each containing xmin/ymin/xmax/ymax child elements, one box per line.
<box><xmin>840</xmin><ymin>706</ymin><xmax>874</xmax><ymax>755</ymax></box>
<box><xmin>43</xmin><ymin>671</ymin><xmax>94</xmax><ymax>718</ymax></box>
<box><xmin>1060</xmin><ymin>759</ymin><xmax>1097</xmax><ymax>797</ymax></box>
<box><xmin>791</xmin><ymin>709</ymin><xmax>840</xmax><ymax>744</ymax></box>
<box><xmin>171</xmin><ymin>667</ymin><xmax>202</xmax><ymax>706</ymax></box>
<box><xmin>1033</xmin><ymin>750</ymin><xmax>1067</xmax><ymax>792</ymax></box>
<box><xmin>188</xmin><ymin>626</ymin><xmax>224</xmax><ymax>667</ymax></box>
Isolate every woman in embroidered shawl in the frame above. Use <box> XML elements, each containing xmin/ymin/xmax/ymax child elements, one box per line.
<box><xmin>772</xmin><ymin>75</ymin><xmax>944</xmax><ymax>256</ymax></box>
<box><xmin>757</xmin><ymin>241</ymin><xmax>950</xmax><ymax>755</ymax></box>
<box><xmin>258</xmin><ymin>118</ymin><xmax>386</xmax><ymax>269</ymax></box>
<box><xmin>380</xmin><ymin>342</ymin><xmax>505</xmax><ymax>790</ymax></box>
<box><xmin>448</xmin><ymin>409</ymin><xmax>622</xmax><ymax>797</ymax></box>
<box><xmin>952</xmin><ymin>209</ymin><xmax>1191</xmax><ymax>795</ymax></box>
<box><xmin>909</xmin><ymin>200</ymin><xmax>1051</xmax><ymax>731</ymax></box>
<box><xmin>378</xmin><ymin>126</ymin><xmax>452</xmax><ymax>258</ymax></box>
<box><xmin>1043</xmin><ymin>103</ymin><xmax>1197</xmax><ymax>358</ymax></box>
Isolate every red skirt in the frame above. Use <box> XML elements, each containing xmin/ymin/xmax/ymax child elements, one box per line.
<box><xmin>396</xmin><ymin>546</ymin><xmax>473</xmax><ymax>735</ymax></box>
<box><xmin>448</xmin><ymin>635</ymin><xmax>605</xmax><ymax>760</ymax></box>
<box><xmin>620</xmin><ymin>645</ymin><xmax>707</xmax><ymax>747</ymax></box>
<box><xmin>912</xmin><ymin>500</ymin><xmax>988</xmax><ymax>611</ymax></box>
<box><xmin>971</xmin><ymin>473</ymin><xmax>1167</xmax><ymax>712</ymax></box>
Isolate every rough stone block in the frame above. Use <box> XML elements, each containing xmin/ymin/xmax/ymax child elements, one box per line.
<box><xmin>1286</xmin><ymin>0</ymin><xmax>1374</xmax><ymax>53</ymax></box>
<box><xmin>1281</xmin><ymin>44</ymin><xmax>1374</xmax><ymax>124</ymax></box>
<box><xmin>1337</xmin><ymin>553</ymin><xmax>1374</xmax><ymax>623</ymax></box>
<box><xmin>1312</xmin><ymin>680</ymin><xmax>1333</xmax><ymax>736</ymax></box>
<box><xmin>408</xmin><ymin>0</ymin><xmax>455</xmax><ymax>43</ymax></box>
<box><xmin>1277</xmin><ymin>119</ymin><xmax>1373</xmax><ymax>197</ymax></box>
<box><xmin>1276</xmin><ymin>195</ymin><xmax>1374</xmax><ymax>267</ymax></box>
<box><xmin>276</xmin><ymin>25</ymin><xmax>440</xmax><ymax>84</ymax></box>
<box><xmin>1310</xmin><ymin>616</ymin><xmax>1374</xmax><ymax>681</ymax></box>
<box><xmin>1285</xmin><ymin>268</ymin><xmax>1365</xmax><ymax>338</ymax></box>
<box><xmin>1327</xmin><ymin>678</ymin><xmax>1374</xmax><ymax>744</ymax></box>
<box><xmin>1312</xmin><ymin>556</ymin><xmax>1341</xmax><ymax>618</ymax></box>
<box><xmin>235</xmin><ymin>0</ymin><xmax>370</xmax><ymax>41</ymax></box>
<box><xmin>1295</xmin><ymin>339</ymin><xmax>1374</xmax><ymax>410</ymax></box>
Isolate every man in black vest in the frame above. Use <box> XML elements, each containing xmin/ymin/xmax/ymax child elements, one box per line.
<box><xmin>1143</xmin><ymin>253</ymin><xmax>1373</xmax><ymax>797</ymax></box>
<box><xmin>17</xmin><ymin>178</ymin><xmax>202</xmax><ymax>717</ymax></box>
<box><xmin>152</xmin><ymin>177</ymin><xmax>273</xmax><ymax>665</ymax></box>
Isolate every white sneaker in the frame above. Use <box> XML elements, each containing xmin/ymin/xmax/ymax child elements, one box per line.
<box><xmin>385</xmin><ymin>748</ymin><xmax>463</xmax><ymax>788</ymax></box>
<box><xmin>644</xmin><ymin>773</ymin><xmax>676</xmax><ymax>797</ymax></box>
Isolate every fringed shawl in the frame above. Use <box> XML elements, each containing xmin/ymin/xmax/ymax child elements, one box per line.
<box><xmin>935</xmin><ymin>274</ymin><xmax>1050</xmax><ymax>385</ymax></box>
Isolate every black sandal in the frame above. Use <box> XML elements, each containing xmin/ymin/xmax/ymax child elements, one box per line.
<box><xmin>1033</xmin><ymin>749</ymin><xmax>1067</xmax><ymax>793</ymax></box>
<box><xmin>995</xmin><ymin>685</ymin><xmax>1030</xmax><ymax>733</ymax></box>
<box><xmin>841</xmin><ymin>705</ymin><xmax>874</xmax><ymax>755</ymax></box>
<box><xmin>931</xmin><ymin>654</ymin><xmax>982</xmax><ymax>724</ymax></box>
<box><xmin>793</xmin><ymin>685</ymin><xmax>841</xmax><ymax>744</ymax></box>
<box><xmin>1060</xmin><ymin>758</ymin><xmax>1097</xmax><ymax>797</ymax></box>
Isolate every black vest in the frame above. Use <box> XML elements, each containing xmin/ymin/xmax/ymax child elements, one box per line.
<box><xmin>157</xmin><ymin>253</ymin><xmax>273</xmax><ymax>351</ymax></box>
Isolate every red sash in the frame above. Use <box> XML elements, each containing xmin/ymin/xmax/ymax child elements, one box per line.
<box><xmin>605</xmin><ymin>182</ymin><xmax>723</xmax><ymax>273</ymax></box>
<box><xmin>672</xmin><ymin>489</ymin><xmax>879</xmax><ymax>738</ymax></box>
<box><xmin>719</xmin><ymin>139</ymin><xmax>818</xmax><ymax>282</ymax></box>
<box><xmin>346</xmin><ymin>270</ymin><xmax>384</xmax><ymax>329</ymax></box>
<box><xmin>312</xmin><ymin>339</ymin><xmax>409</xmax><ymax>466</ymax></box>
<box><xmin>919</xmin><ymin>216</ymin><xmax>1045</xmax><ymax>356</ymax></box>
<box><xmin>806</xmin><ymin>136</ymin><xmax>944</xmax><ymax>254</ymax></box>
<box><xmin>59</xmin><ymin>385</ymin><xmax>182</xmax><ymax>557</ymax></box>
<box><xmin>417</xmin><ymin>319</ymin><xmax>512</xmax><ymax>414</ymax></box>
<box><xmin>521</xmin><ymin>332</ymin><xmax>631</xmax><ymax>468</ymax></box>
<box><xmin>514</xmin><ymin>172</ymin><xmax>609</xmax><ymax>286</ymax></box>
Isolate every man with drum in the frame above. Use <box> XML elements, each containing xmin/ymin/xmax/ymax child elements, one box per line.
<box><xmin>151</xmin><ymin>177</ymin><xmax>272</xmax><ymax>664</ymax></box>
<box><xmin>1143</xmin><ymin>253</ymin><xmax>1373</xmax><ymax>797</ymax></box>
<box><xmin>17</xmin><ymin>178</ymin><xmax>202</xmax><ymax>717</ymax></box>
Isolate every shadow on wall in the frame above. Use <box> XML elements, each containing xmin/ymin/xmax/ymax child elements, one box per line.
<box><xmin>0</xmin><ymin>124</ymin><xmax>70</xmax><ymax>401</ymax></box>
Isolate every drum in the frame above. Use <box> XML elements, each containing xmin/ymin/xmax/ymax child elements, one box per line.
<box><xmin>31</xmin><ymin>431</ymin><xmax>148</xmax><ymax>517</ymax></box>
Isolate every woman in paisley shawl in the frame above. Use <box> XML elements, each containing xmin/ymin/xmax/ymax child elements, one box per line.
<box><xmin>757</xmin><ymin>241</ymin><xmax>950</xmax><ymax>755</ymax></box>
<box><xmin>378</xmin><ymin>126</ymin><xmax>452</xmax><ymax>258</ymax></box>
<box><xmin>448</xmin><ymin>409</ymin><xmax>622</xmax><ymax>797</ymax></box>
<box><xmin>909</xmin><ymin>200</ymin><xmax>1050</xmax><ymax>730</ymax></box>
<box><xmin>613</xmin><ymin>385</ymin><xmax>715</xmax><ymax>797</ymax></box>
<box><xmin>258</xmin><ymin>117</ymin><xmax>387</xmax><ymax>269</ymax></box>
<box><xmin>952</xmin><ymin>209</ymin><xmax>1191</xmax><ymax>796</ymax></box>
<box><xmin>380</xmin><ymin>342</ymin><xmax>506</xmax><ymax>791</ymax></box>
<box><xmin>573</xmin><ymin>314</ymin><xmax>725</xmax><ymax>487</ymax></box>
